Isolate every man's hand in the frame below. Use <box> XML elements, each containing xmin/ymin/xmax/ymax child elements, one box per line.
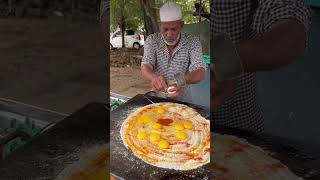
<box><xmin>142</xmin><ymin>64</ymin><xmax>168</xmax><ymax>91</ymax></box>
<box><xmin>212</xmin><ymin>78</ymin><xmax>237</xmax><ymax>111</ymax></box>
<box><xmin>150</xmin><ymin>75</ymin><xmax>168</xmax><ymax>91</ymax></box>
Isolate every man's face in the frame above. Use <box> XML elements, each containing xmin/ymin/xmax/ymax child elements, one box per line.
<box><xmin>160</xmin><ymin>20</ymin><xmax>184</xmax><ymax>45</ymax></box>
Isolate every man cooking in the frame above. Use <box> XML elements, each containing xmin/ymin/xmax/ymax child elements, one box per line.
<box><xmin>207</xmin><ymin>0</ymin><xmax>311</xmax><ymax>133</ymax></box>
<box><xmin>141</xmin><ymin>1</ymin><xmax>207</xmax><ymax>104</ymax></box>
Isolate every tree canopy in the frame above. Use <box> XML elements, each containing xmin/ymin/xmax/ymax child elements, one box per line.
<box><xmin>110</xmin><ymin>0</ymin><xmax>144</xmax><ymax>32</ymax></box>
<box><xmin>110</xmin><ymin>0</ymin><xmax>209</xmax><ymax>33</ymax></box>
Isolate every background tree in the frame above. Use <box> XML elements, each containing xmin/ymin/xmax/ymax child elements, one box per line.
<box><xmin>110</xmin><ymin>0</ymin><xmax>209</xmax><ymax>42</ymax></box>
<box><xmin>110</xmin><ymin>0</ymin><xmax>144</xmax><ymax>47</ymax></box>
<box><xmin>140</xmin><ymin>0</ymin><xmax>159</xmax><ymax>36</ymax></box>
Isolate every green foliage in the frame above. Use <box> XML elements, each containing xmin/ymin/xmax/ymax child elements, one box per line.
<box><xmin>110</xmin><ymin>0</ymin><xmax>144</xmax><ymax>32</ymax></box>
<box><xmin>111</xmin><ymin>98</ymin><xmax>125</xmax><ymax>111</ymax></box>
<box><xmin>110</xmin><ymin>0</ymin><xmax>209</xmax><ymax>32</ymax></box>
<box><xmin>173</xmin><ymin>0</ymin><xmax>210</xmax><ymax>24</ymax></box>
<box><xmin>156</xmin><ymin>0</ymin><xmax>210</xmax><ymax>24</ymax></box>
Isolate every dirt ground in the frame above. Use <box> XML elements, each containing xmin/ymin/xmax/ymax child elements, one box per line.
<box><xmin>110</xmin><ymin>66</ymin><xmax>150</xmax><ymax>98</ymax></box>
<box><xmin>110</xmin><ymin>47</ymin><xmax>150</xmax><ymax>97</ymax></box>
<box><xmin>0</xmin><ymin>17</ymin><xmax>106</xmax><ymax>114</ymax></box>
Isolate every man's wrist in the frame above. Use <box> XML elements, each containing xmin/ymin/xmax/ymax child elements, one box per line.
<box><xmin>174</xmin><ymin>73</ymin><xmax>186</xmax><ymax>87</ymax></box>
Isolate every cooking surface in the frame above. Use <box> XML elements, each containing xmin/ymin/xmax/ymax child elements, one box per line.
<box><xmin>0</xmin><ymin>103</ymin><xmax>109</xmax><ymax>179</ymax></box>
<box><xmin>214</xmin><ymin>125</ymin><xmax>320</xmax><ymax>179</ymax></box>
<box><xmin>110</xmin><ymin>94</ymin><xmax>211</xmax><ymax>180</ymax></box>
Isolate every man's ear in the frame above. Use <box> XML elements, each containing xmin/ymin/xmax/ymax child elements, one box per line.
<box><xmin>159</xmin><ymin>22</ymin><xmax>163</xmax><ymax>32</ymax></box>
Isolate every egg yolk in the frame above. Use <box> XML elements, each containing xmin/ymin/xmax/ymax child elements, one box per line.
<box><xmin>149</xmin><ymin>133</ymin><xmax>160</xmax><ymax>142</ymax></box>
<box><xmin>174</xmin><ymin>124</ymin><xmax>185</xmax><ymax>131</ymax></box>
<box><xmin>137</xmin><ymin>132</ymin><xmax>147</xmax><ymax>139</ymax></box>
<box><xmin>157</xmin><ymin>108</ymin><xmax>165</xmax><ymax>114</ymax></box>
<box><xmin>183</xmin><ymin>122</ymin><xmax>193</xmax><ymax>129</ymax></box>
<box><xmin>176</xmin><ymin>132</ymin><xmax>188</xmax><ymax>140</ymax></box>
<box><xmin>137</xmin><ymin>115</ymin><xmax>152</xmax><ymax>124</ymax></box>
<box><xmin>158</xmin><ymin>140</ymin><xmax>169</xmax><ymax>149</ymax></box>
<box><xmin>152</xmin><ymin>123</ymin><xmax>162</xmax><ymax>129</ymax></box>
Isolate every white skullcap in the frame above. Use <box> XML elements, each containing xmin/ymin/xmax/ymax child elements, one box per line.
<box><xmin>160</xmin><ymin>1</ymin><xmax>182</xmax><ymax>22</ymax></box>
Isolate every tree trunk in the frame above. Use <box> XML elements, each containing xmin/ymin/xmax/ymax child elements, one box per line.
<box><xmin>120</xmin><ymin>17</ymin><xmax>126</xmax><ymax>48</ymax></box>
<box><xmin>120</xmin><ymin>1</ymin><xmax>125</xmax><ymax>48</ymax></box>
<box><xmin>141</xmin><ymin>5</ymin><xmax>153</xmax><ymax>37</ymax></box>
<box><xmin>140</xmin><ymin>0</ymin><xmax>159</xmax><ymax>36</ymax></box>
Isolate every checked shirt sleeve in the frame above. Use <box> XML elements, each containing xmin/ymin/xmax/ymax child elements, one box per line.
<box><xmin>141</xmin><ymin>35</ymin><xmax>157</xmax><ymax>69</ymax></box>
<box><xmin>188</xmin><ymin>37</ymin><xmax>207</xmax><ymax>73</ymax></box>
<box><xmin>253</xmin><ymin>0</ymin><xmax>311</xmax><ymax>34</ymax></box>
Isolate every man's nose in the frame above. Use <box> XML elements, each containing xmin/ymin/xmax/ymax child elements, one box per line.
<box><xmin>166</xmin><ymin>31</ymin><xmax>174</xmax><ymax>38</ymax></box>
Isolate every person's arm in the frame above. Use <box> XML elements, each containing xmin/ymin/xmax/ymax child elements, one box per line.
<box><xmin>141</xmin><ymin>64</ymin><xmax>156</xmax><ymax>81</ymax></box>
<box><xmin>238</xmin><ymin>20</ymin><xmax>306</xmax><ymax>72</ymax></box>
<box><xmin>141</xmin><ymin>36</ymin><xmax>167</xmax><ymax>91</ymax></box>
<box><xmin>239</xmin><ymin>0</ymin><xmax>311</xmax><ymax>72</ymax></box>
<box><xmin>185</xmin><ymin>37</ymin><xmax>207</xmax><ymax>84</ymax></box>
<box><xmin>213</xmin><ymin>0</ymin><xmax>311</xmax><ymax>82</ymax></box>
<box><xmin>141</xmin><ymin>35</ymin><xmax>156</xmax><ymax>82</ymax></box>
<box><xmin>185</xmin><ymin>68</ymin><xmax>205</xmax><ymax>84</ymax></box>
<box><xmin>141</xmin><ymin>64</ymin><xmax>167</xmax><ymax>90</ymax></box>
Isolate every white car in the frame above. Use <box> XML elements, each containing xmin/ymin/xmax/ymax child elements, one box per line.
<box><xmin>110</xmin><ymin>30</ymin><xmax>144</xmax><ymax>49</ymax></box>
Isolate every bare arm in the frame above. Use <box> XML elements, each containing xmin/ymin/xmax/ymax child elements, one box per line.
<box><xmin>141</xmin><ymin>64</ymin><xmax>156</xmax><ymax>81</ymax></box>
<box><xmin>238</xmin><ymin>20</ymin><xmax>306</xmax><ymax>72</ymax></box>
<box><xmin>141</xmin><ymin>64</ymin><xmax>167</xmax><ymax>91</ymax></box>
<box><xmin>187</xmin><ymin>35</ymin><xmax>206</xmax><ymax>84</ymax></box>
<box><xmin>185</xmin><ymin>68</ymin><xmax>205</xmax><ymax>84</ymax></box>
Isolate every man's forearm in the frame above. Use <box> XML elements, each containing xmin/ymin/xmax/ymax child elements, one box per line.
<box><xmin>141</xmin><ymin>64</ymin><xmax>157</xmax><ymax>82</ymax></box>
<box><xmin>237</xmin><ymin>20</ymin><xmax>306</xmax><ymax>72</ymax></box>
<box><xmin>185</xmin><ymin>68</ymin><xmax>205</xmax><ymax>84</ymax></box>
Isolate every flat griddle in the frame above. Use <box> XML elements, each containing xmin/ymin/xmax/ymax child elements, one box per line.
<box><xmin>110</xmin><ymin>94</ymin><xmax>211</xmax><ymax>180</ymax></box>
<box><xmin>214</xmin><ymin>125</ymin><xmax>320</xmax><ymax>179</ymax></box>
<box><xmin>0</xmin><ymin>102</ymin><xmax>109</xmax><ymax>179</ymax></box>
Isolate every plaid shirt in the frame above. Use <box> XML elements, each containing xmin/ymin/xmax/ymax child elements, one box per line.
<box><xmin>211</xmin><ymin>0</ymin><xmax>311</xmax><ymax>132</ymax></box>
<box><xmin>142</xmin><ymin>32</ymin><xmax>207</xmax><ymax>103</ymax></box>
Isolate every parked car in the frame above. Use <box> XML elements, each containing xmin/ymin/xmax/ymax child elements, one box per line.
<box><xmin>110</xmin><ymin>29</ymin><xmax>144</xmax><ymax>49</ymax></box>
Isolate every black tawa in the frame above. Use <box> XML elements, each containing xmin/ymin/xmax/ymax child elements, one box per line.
<box><xmin>0</xmin><ymin>102</ymin><xmax>109</xmax><ymax>180</ymax></box>
<box><xmin>110</xmin><ymin>94</ymin><xmax>211</xmax><ymax>180</ymax></box>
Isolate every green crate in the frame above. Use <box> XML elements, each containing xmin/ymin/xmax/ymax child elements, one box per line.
<box><xmin>203</xmin><ymin>54</ymin><xmax>210</xmax><ymax>65</ymax></box>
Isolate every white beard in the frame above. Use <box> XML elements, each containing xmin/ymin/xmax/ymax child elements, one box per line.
<box><xmin>162</xmin><ymin>33</ymin><xmax>181</xmax><ymax>46</ymax></box>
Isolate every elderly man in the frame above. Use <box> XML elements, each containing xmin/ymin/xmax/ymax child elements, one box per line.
<box><xmin>141</xmin><ymin>1</ymin><xmax>206</xmax><ymax>103</ymax></box>
<box><xmin>209</xmin><ymin>0</ymin><xmax>311</xmax><ymax>133</ymax></box>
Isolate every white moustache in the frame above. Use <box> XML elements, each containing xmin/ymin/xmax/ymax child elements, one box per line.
<box><xmin>162</xmin><ymin>33</ymin><xmax>181</xmax><ymax>46</ymax></box>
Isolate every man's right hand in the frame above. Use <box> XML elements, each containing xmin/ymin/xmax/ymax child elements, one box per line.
<box><xmin>150</xmin><ymin>75</ymin><xmax>168</xmax><ymax>91</ymax></box>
